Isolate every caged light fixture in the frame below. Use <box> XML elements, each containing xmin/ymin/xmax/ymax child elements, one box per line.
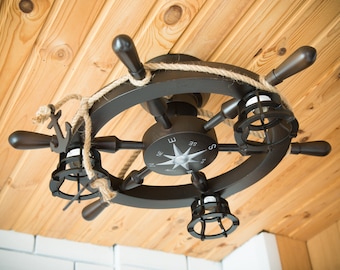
<box><xmin>9</xmin><ymin>35</ymin><xmax>331</xmax><ymax>240</ymax></box>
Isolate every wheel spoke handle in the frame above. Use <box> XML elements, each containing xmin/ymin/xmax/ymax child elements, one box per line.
<box><xmin>203</xmin><ymin>99</ymin><xmax>239</xmax><ymax>131</ymax></box>
<box><xmin>92</xmin><ymin>136</ymin><xmax>144</xmax><ymax>153</ymax></box>
<box><xmin>82</xmin><ymin>199</ymin><xmax>110</xmax><ymax>221</ymax></box>
<box><xmin>120</xmin><ymin>167</ymin><xmax>151</xmax><ymax>191</ymax></box>
<box><xmin>290</xmin><ymin>141</ymin><xmax>331</xmax><ymax>156</ymax></box>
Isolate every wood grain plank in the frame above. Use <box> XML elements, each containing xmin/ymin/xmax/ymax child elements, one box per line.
<box><xmin>248</xmin><ymin>0</ymin><xmax>340</xmax><ymax>75</ymax></box>
<box><xmin>307</xmin><ymin>222</ymin><xmax>340</xmax><ymax>270</ymax></box>
<box><xmin>171</xmin><ymin>0</ymin><xmax>255</xmax><ymax>60</ymax></box>
<box><xmin>276</xmin><ymin>235</ymin><xmax>312</xmax><ymax>270</ymax></box>
<box><xmin>210</xmin><ymin>0</ymin><xmax>307</xmax><ymax>65</ymax></box>
<box><xmin>0</xmin><ymin>0</ymin><xmax>107</xmax><ymax>229</ymax></box>
<box><xmin>0</xmin><ymin>0</ymin><xmax>53</xmax><ymax>115</ymax></box>
<box><xmin>289</xmin><ymin>198</ymin><xmax>340</xmax><ymax>241</ymax></box>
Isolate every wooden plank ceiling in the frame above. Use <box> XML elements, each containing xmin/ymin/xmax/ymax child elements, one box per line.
<box><xmin>0</xmin><ymin>0</ymin><xmax>339</xmax><ymax>261</ymax></box>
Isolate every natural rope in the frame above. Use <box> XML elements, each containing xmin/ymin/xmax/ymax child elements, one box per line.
<box><xmin>146</xmin><ymin>62</ymin><xmax>276</xmax><ymax>91</ymax></box>
<box><xmin>34</xmin><ymin>62</ymin><xmax>286</xmax><ymax>203</ymax></box>
<box><xmin>33</xmin><ymin>94</ymin><xmax>83</xmax><ymax>124</ymax></box>
<box><xmin>118</xmin><ymin>150</ymin><xmax>142</xmax><ymax>178</ymax></box>
<box><xmin>145</xmin><ymin>62</ymin><xmax>291</xmax><ymax>111</ymax></box>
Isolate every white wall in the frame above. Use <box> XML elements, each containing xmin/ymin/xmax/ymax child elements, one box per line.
<box><xmin>0</xmin><ymin>230</ymin><xmax>220</xmax><ymax>270</ymax></box>
<box><xmin>0</xmin><ymin>230</ymin><xmax>281</xmax><ymax>270</ymax></box>
<box><xmin>222</xmin><ymin>232</ymin><xmax>282</xmax><ymax>270</ymax></box>
<box><xmin>0</xmin><ymin>230</ymin><xmax>114</xmax><ymax>270</ymax></box>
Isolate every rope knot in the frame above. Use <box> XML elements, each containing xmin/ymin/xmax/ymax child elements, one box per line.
<box><xmin>90</xmin><ymin>178</ymin><xmax>116</xmax><ymax>202</ymax></box>
<box><xmin>33</xmin><ymin>105</ymin><xmax>52</xmax><ymax>124</ymax></box>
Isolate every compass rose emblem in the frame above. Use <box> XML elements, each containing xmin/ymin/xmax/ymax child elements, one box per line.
<box><xmin>156</xmin><ymin>143</ymin><xmax>206</xmax><ymax>170</ymax></box>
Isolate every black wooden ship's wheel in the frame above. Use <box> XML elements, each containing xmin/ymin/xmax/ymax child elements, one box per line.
<box><xmin>9</xmin><ymin>35</ymin><xmax>331</xmax><ymax>240</ymax></box>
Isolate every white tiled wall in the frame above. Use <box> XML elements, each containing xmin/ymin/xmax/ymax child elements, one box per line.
<box><xmin>0</xmin><ymin>230</ymin><xmax>35</xmax><ymax>252</ymax></box>
<box><xmin>0</xmin><ymin>230</ymin><xmax>114</xmax><ymax>270</ymax></box>
<box><xmin>35</xmin><ymin>235</ymin><xmax>114</xmax><ymax>266</ymax></box>
<box><xmin>114</xmin><ymin>245</ymin><xmax>187</xmax><ymax>270</ymax></box>
<box><xmin>187</xmin><ymin>256</ymin><xmax>222</xmax><ymax>270</ymax></box>
<box><xmin>0</xmin><ymin>249</ymin><xmax>74</xmax><ymax>270</ymax></box>
<box><xmin>0</xmin><ymin>230</ymin><xmax>281</xmax><ymax>270</ymax></box>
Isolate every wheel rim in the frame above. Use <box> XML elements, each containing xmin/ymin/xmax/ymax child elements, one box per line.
<box><xmin>76</xmin><ymin>57</ymin><xmax>292</xmax><ymax>209</ymax></box>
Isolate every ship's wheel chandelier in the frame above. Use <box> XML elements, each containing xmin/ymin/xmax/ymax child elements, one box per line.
<box><xmin>9</xmin><ymin>35</ymin><xmax>331</xmax><ymax>240</ymax></box>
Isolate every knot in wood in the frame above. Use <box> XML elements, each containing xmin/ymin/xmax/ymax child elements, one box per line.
<box><xmin>164</xmin><ymin>5</ymin><xmax>183</xmax><ymax>25</ymax></box>
<box><xmin>50</xmin><ymin>44</ymin><xmax>73</xmax><ymax>65</ymax></box>
<box><xmin>19</xmin><ymin>0</ymin><xmax>34</xmax><ymax>13</ymax></box>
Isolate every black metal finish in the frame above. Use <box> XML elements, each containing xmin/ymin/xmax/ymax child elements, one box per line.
<box><xmin>89</xmin><ymin>61</ymin><xmax>258</xmax><ymax>136</ymax></box>
<box><xmin>8</xmin><ymin>130</ymin><xmax>55</xmax><ymax>149</ymax></box>
<box><xmin>291</xmin><ymin>141</ymin><xmax>331</xmax><ymax>156</ymax></box>
<box><xmin>120</xmin><ymin>167</ymin><xmax>151</xmax><ymax>191</ymax></box>
<box><xmin>112</xmin><ymin>34</ymin><xmax>146</xmax><ymax>80</ymax></box>
<box><xmin>49</xmin><ymin>149</ymin><xmax>107</xmax><ymax>200</ymax></box>
<box><xmin>203</xmin><ymin>99</ymin><xmax>239</xmax><ymax>131</ymax></box>
<box><xmin>191</xmin><ymin>171</ymin><xmax>208</xmax><ymax>193</ymax></box>
<box><xmin>146</xmin><ymin>98</ymin><xmax>172</xmax><ymax>129</ymax></box>
<box><xmin>82</xmin><ymin>199</ymin><xmax>110</xmax><ymax>221</ymax></box>
<box><xmin>142</xmin><ymin>116</ymin><xmax>218</xmax><ymax>175</ymax></box>
<box><xmin>92</xmin><ymin>136</ymin><xmax>144</xmax><ymax>153</ymax></box>
<box><xmin>187</xmin><ymin>194</ymin><xmax>239</xmax><ymax>240</ymax></box>
<box><xmin>234</xmin><ymin>90</ymin><xmax>299</xmax><ymax>154</ymax></box>
<box><xmin>265</xmin><ymin>46</ymin><xmax>317</xmax><ymax>85</ymax></box>
<box><xmin>47</xmin><ymin>106</ymin><xmax>72</xmax><ymax>153</ymax></box>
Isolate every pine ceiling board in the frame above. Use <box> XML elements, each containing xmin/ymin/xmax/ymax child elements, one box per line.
<box><xmin>129</xmin><ymin>0</ymin><xmax>206</xmax><ymax>62</ymax></box>
<box><xmin>230</xmin><ymin>129</ymin><xmax>339</xmax><ymax>235</ymax></box>
<box><xmin>247</xmin><ymin>0</ymin><xmax>340</xmax><ymax>75</ymax></box>
<box><xmin>0</xmin><ymin>0</ymin><xmax>107</xmax><ymax>229</ymax></box>
<box><xmin>0</xmin><ymin>0</ymin><xmax>53</xmax><ymax>114</ymax></box>
<box><xmin>273</xmin><ymin>14</ymin><xmax>340</xmax><ymax>110</ymax></box>
<box><xmin>48</xmin><ymin>0</ymin><xmax>157</xmax><ymax>101</ymax></box>
<box><xmin>268</xmin><ymin>165</ymin><xmax>340</xmax><ymax>238</ymax></box>
<box><xmin>273</xmin><ymin>64</ymin><xmax>340</xmax><ymax>239</ymax></box>
<box><xmin>0</xmin><ymin>0</ymin><xmax>54</xmax><ymax>190</ymax></box>
<box><xmin>0</xmin><ymin>0</ymin><xmax>105</xmax><ymax>191</ymax></box>
<box><xmin>170</xmin><ymin>0</ymin><xmax>255</xmax><ymax>60</ymax></box>
<box><xmin>247</xmin><ymin>62</ymin><xmax>340</xmax><ymax>240</ymax></box>
<box><xmin>291</xmin><ymin>198</ymin><xmax>340</xmax><ymax>241</ymax></box>
<box><xmin>210</xmin><ymin>0</ymin><xmax>307</xmax><ymax>65</ymax></box>
<box><xmin>117</xmin><ymin>207</ymin><xmax>191</xmax><ymax>249</ymax></box>
<box><xmin>0</xmin><ymin>1</ymin><xmax>53</xmax><ymax>104</ymax></box>
<box><xmin>266</xmin><ymin>144</ymin><xmax>339</xmax><ymax>236</ymax></box>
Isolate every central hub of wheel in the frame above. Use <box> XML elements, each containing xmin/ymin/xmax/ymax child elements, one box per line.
<box><xmin>143</xmin><ymin>116</ymin><xmax>218</xmax><ymax>175</ymax></box>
